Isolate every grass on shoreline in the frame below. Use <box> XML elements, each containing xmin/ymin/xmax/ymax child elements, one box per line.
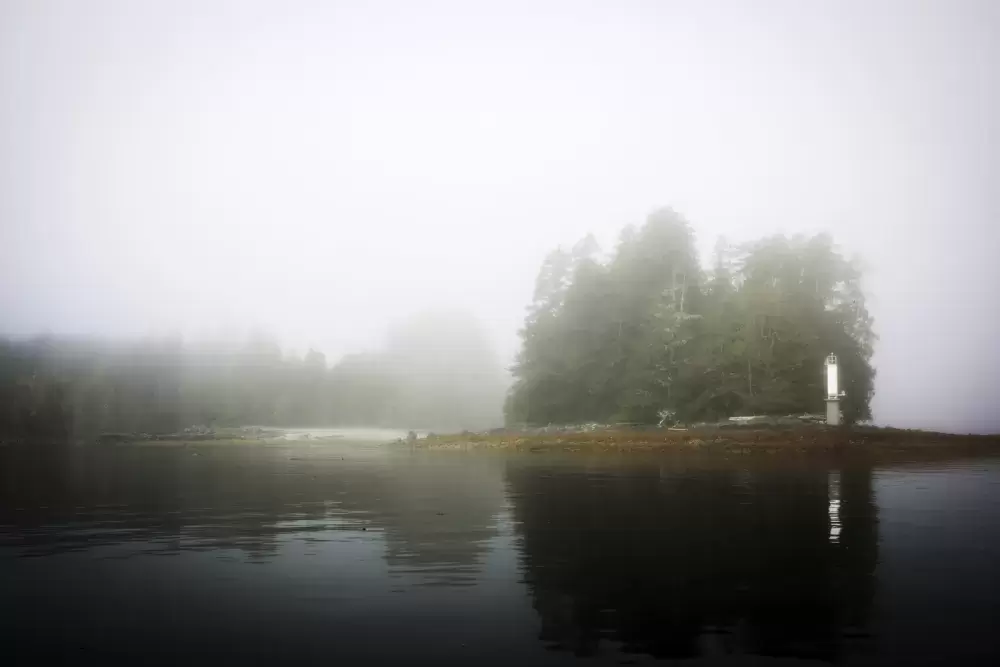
<box><xmin>417</xmin><ymin>426</ymin><xmax>1000</xmax><ymax>456</ymax></box>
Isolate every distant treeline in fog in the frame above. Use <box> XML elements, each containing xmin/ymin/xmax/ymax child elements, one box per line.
<box><xmin>506</xmin><ymin>208</ymin><xmax>876</xmax><ymax>425</ymax></box>
<box><xmin>0</xmin><ymin>311</ymin><xmax>507</xmax><ymax>444</ymax></box>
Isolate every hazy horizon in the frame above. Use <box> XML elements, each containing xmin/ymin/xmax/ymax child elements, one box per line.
<box><xmin>2</xmin><ymin>0</ymin><xmax>998</xmax><ymax>433</ymax></box>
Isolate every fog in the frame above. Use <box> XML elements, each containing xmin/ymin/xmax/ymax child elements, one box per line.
<box><xmin>2</xmin><ymin>0</ymin><xmax>998</xmax><ymax>432</ymax></box>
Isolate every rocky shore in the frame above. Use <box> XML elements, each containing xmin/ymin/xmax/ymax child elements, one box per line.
<box><xmin>416</xmin><ymin>422</ymin><xmax>1000</xmax><ymax>458</ymax></box>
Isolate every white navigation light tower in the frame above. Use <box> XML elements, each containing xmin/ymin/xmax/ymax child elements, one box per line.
<box><xmin>825</xmin><ymin>354</ymin><xmax>845</xmax><ymax>425</ymax></box>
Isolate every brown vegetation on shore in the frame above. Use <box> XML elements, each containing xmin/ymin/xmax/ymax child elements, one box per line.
<box><xmin>418</xmin><ymin>426</ymin><xmax>1000</xmax><ymax>457</ymax></box>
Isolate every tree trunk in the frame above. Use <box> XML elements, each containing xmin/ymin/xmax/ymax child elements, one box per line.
<box><xmin>679</xmin><ymin>272</ymin><xmax>687</xmax><ymax>314</ymax></box>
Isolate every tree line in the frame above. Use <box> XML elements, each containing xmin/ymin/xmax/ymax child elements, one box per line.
<box><xmin>0</xmin><ymin>311</ymin><xmax>507</xmax><ymax>444</ymax></box>
<box><xmin>505</xmin><ymin>208</ymin><xmax>876</xmax><ymax>426</ymax></box>
<box><xmin>1</xmin><ymin>207</ymin><xmax>876</xmax><ymax>442</ymax></box>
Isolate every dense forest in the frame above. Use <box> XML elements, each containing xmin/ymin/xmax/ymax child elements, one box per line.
<box><xmin>0</xmin><ymin>311</ymin><xmax>506</xmax><ymax>444</ymax></box>
<box><xmin>506</xmin><ymin>208</ymin><xmax>876</xmax><ymax>426</ymax></box>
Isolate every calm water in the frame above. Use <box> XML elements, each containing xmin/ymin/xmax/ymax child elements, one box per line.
<box><xmin>2</xmin><ymin>444</ymin><xmax>999</xmax><ymax>666</ymax></box>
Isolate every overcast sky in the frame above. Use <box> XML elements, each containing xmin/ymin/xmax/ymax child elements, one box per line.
<box><xmin>1</xmin><ymin>0</ymin><xmax>997</xmax><ymax>432</ymax></box>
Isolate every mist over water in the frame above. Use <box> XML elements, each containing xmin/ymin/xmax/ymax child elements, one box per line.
<box><xmin>0</xmin><ymin>309</ymin><xmax>508</xmax><ymax>443</ymax></box>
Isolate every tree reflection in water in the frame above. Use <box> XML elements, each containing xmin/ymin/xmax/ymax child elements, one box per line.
<box><xmin>505</xmin><ymin>456</ymin><xmax>877</xmax><ymax>662</ymax></box>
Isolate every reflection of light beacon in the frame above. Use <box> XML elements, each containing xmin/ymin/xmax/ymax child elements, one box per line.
<box><xmin>825</xmin><ymin>354</ymin><xmax>845</xmax><ymax>425</ymax></box>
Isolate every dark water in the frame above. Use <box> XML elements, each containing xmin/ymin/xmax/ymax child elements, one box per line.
<box><xmin>2</xmin><ymin>445</ymin><xmax>999</xmax><ymax>666</ymax></box>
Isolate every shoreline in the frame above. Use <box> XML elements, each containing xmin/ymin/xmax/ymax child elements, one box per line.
<box><xmin>416</xmin><ymin>425</ymin><xmax>1000</xmax><ymax>457</ymax></box>
<box><xmin>4</xmin><ymin>425</ymin><xmax>998</xmax><ymax>460</ymax></box>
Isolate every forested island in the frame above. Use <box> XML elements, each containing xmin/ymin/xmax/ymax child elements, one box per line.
<box><xmin>430</xmin><ymin>208</ymin><xmax>994</xmax><ymax>454</ymax></box>
<box><xmin>506</xmin><ymin>208</ymin><xmax>875</xmax><ymax>426</ymax></box>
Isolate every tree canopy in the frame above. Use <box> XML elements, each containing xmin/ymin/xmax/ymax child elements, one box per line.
<box><xmin>506</xmin><ymin>208</ymin><xmax>876</xmax><ymax>426</ymax></box>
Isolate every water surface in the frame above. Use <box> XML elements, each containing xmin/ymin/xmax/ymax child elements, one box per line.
<box><xmin>2</xmin><ymin>444</ymin><xmax>998</xmax><ymax>665</ymax></box>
